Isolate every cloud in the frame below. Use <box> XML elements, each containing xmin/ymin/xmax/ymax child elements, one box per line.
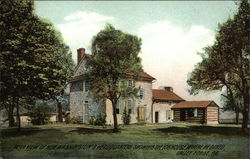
<box><xmin>57</xmin><ymin>11</ymin><xmax>114</xmax><ymax>61</ymax></box>
<box><xmin>138</xmin><ymin>20</ymin><xmax>217</xmax><ymax>101</ymax></box>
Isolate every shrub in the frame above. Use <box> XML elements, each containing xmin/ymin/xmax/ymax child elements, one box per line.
<box><xmin>89</xmin><ymin>114</ymin><xmax>106</xmax><ymax>126</ymax></box>
<box><xmin>64</xmin><ymin>111</ymin><xmax>70</xmax><ymax>124</ymax></box>
<box><xmin>27</xmin><ymin>101</ymin><xmax>52</xmax><ymax>125</ymax></box>
<box><xmin>122</xmin><ymin>108</ymin><xmax>131</xmax><ymax>125</ymax></box>
<box><xmin>70</xmin><ymin>116</ymin><xmax>82</xmax><ymax>124</ymax></box>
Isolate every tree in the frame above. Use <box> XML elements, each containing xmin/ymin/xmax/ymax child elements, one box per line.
<box><xmin>86</xmin><ymin>24</ymin><xmax>142</xmax><ymax>132</ymax></box>
<box><xmin>187</xmin><ymin>0</ymin><xmax>249</xmax><ymax>134</ymax></box>
<box><xmin>26</xmin><ymin>100</ymin><xmax>53</xmax><ymax>125</ymax></box>
<box><xmin>0</xmin><ymin>0</ymin><xmax>74</xmax><ymax>130</ymax></box>
<box><xmin>221</xmin><ymin>88</ymin><xmax>243</xmax><ymax>124</ymax></box>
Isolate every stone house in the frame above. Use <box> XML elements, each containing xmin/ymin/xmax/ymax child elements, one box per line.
<box><xmin>69</xmin><ymin>48</ymin><xmax>155</xmax><ymax>125</ymax></box>
<box><xmin>69</xmin><ymin>48</ymin><xmax>220</xmax><ymax>125</ymax></box>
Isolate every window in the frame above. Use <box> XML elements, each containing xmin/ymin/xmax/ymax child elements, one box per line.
<box><xmin>139</xmin><ymin>88</ymin><xmax>144</xmax><ymax>99</ymax></box>
<box><xmin>85</xmin><ymin>80</ymin><xmax>90</xmax><ymax>92</ymax></box>
<box><xmin>187</xmin><ymin>109</ymin><xmax>194</xmax><ymax>117</ymax></box>
<box><xmin>194</xmin><ymin>108</ymin><xmax>198</xmax><ymax>117</ymax></box>
<box><xmin>166</xmin><ymin>110</ymin><xmax>171</xmax><ymax>120</ymax></box>
<box><xmin>128</xmin><ymin>100</ymin><xmax>132</xmax><ymax>114</ymax></box>
<box><xmin>70</xmin><ymin>81</ymin><xmax>83</xmax><ymax>92</ymax></box>
<box><xmin>120</xmin><ymin>80</ymin><xmax>126</xmax><ymax>87</ymax></box>
<box><xmin>197</xmin><ymin>109</ymin><xmax>203</xmax><ymax>117</ymax></box>
<box><xmin>128</xmin><ymin>80</ymin><xmax>133</xmax><ymax>87</ymax></box>
<box><xmin>116</xmin><ymin>101</ymin><xmax>119</xmax><ymax>114</ymax></box>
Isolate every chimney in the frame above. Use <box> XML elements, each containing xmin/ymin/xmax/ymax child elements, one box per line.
<box><xmin>164</xmin><ymin>86</ymin><xmax>173</xmax><ymax>92</ymax></box>
<box><xmin>159</xmin><ymin>86</ymin><xmax>173</xmax><ymax>92</ymax></box>
<box><xmin>77</xmin><ymin>48</ymin><xmax>85</xmax><ymax>64</ymax></box>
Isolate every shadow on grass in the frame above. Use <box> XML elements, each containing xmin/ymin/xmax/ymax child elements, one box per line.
<box><xmin>0</xmin><ymin>127</ymin><xmax>62</xmax><ymax>138</ymax></box>
<box><xmin>154</xmin><ymin>125</ymin><xmax>245</xmax><ymax>136</ymax></box>
<box><xmin>70</xmin><ymin>127</ymin><xmax>116</xmax><ymax>134</ymax></box>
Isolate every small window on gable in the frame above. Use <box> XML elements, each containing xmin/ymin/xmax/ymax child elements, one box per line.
<box><xmin>85</xmin><ymin>80</ymin><xmax>90</xmax><ymax>92</ymax></box>
<box><xmin>139</xmin><ymin>88</ymin><xmax>144</xmax><ymax>99</ymax></box>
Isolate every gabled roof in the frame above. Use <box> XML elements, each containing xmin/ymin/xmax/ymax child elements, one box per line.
<box><xmin>71</xmin><ymin>53</ymin><xmax>156</xmax><ymax>82</ymax></box>
<box><xmin>152</xmin><ymin>89</ymin><xmax>184</xmax><ymax>101</ymax></box>
<box><xmin>171</xmin><ymin>101</ymin><xmax>217</xmax><ymax>109</ymax></box>
<box><xmin>74</xmin><ymin>53</ymin><xmax>91</xmax><ymax>73</ymax></box>
<box><xmin>69</xmin><ymin>72</ymin><xmax>155</xmax><ymax>83</ymax></box>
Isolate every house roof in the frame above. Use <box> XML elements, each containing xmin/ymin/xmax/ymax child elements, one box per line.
<box><xmin>69</xmin><ymin>71</ymin><xmax>155</xmax><ymax>83</ymax></box>
<box><xmin>71</xmin><ymin>53</ymin><xmax>156</xmax><ymax>82</ymax></box>
<box><xmin>69</xmin><ymin>75</ymin><xmax>85</xmax><ymax>83</ymax></box>
<box><xmin>171</xmin><ymin>101</ymin><xmax>216</xmax><ymax>109</ymax></box>
<box><xmin>152</xmin><ymin>89</ymin><xmax>184</xmax><ymax>101</ymax></box>
<box><xmin>74</xmin><ymin>53</ymin><xmax>91</xmax><ymax>72</ymax></box>
<box><xmin>126</xmin><ymin>72</ymin><xmax>156</xmax><ymax>81</ymax></box>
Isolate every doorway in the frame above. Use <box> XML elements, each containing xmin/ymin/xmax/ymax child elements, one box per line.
<box><xmin>155</xmin><ymin>112</ymin><xmax>159</xmax><ymax>123</ymax></box>
<box><xmin>83</xmin><ymin>104</ymin><xmax>89</xmax><ymax>123</ymax></box>
<box><xmin>180</xmin><ymin>109</ymin><xmax>186</xmax><ymax>121</ymax></box>
<box><xmin>138</xmin><ymin>106</ymin><xmax>145</xmax><ymax>122</ymax></box>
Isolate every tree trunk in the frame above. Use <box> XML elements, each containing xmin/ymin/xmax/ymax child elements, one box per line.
<box><xmin>16</xmin><ymin>97</ymin><xmax>21</xmax><ymax>131</ymax></box>
<box><xmin>111</xmin><ymin>100</ymin><xmax>118</xmax><ymax>132</ymax></box>
<box><xmin>56</xmin><ymin>99</ymin><xmax>63</xmax><ymax>122</ymax></box>
<box><xmin>235</xmin><ymin>110</ymin><xmax>239</xmax><ymax>125</ymax></box>
<box><xmin>241</xmin><ymin>84</ymin><xmax>249</xmax><ymax>134</ymax></box>
<box><xmin>8</xmin><ymin>97</ymin><xmax>15</xmax><ymax>127</ymax></box>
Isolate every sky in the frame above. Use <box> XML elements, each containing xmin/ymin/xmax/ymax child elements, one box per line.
<box><xmin>35</xmin><ymin>1</ymin><xmax>239</xmax><ymax>106</ymax></box>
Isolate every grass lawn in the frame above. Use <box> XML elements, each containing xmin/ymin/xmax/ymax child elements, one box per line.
<box><xmin>0</xmin><ymin>123</ymin><xmax>249</xmax><ymax>159</ymax></box>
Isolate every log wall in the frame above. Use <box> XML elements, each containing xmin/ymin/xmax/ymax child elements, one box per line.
<box><xmin>206</xmin><ymin>106</ymin><xmax>219</xmax><ymax>124</ymax></box>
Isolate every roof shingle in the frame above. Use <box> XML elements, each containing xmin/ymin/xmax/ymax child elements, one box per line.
<box><xmin>152</xmin><ymin>89</ymin><xmax>184</xmax><ymax>101</ymax></box>
<box><xmin>171</xmin><ymin>101</ymin><xmax>216</xmax><ymax>109</ymax></box>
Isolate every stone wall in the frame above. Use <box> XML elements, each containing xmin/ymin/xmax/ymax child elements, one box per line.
<box><xmin>153</xmin><ymin>102</ymin><xmax>175</xmax><ymax>123</ymax></box>
<box><xmin>105</xmin><ymin>80</ymin><xmax>153</xmax><ymax>125</ymax></box>
<box><xmin>69</xmin><ymin>81</ymin><xmax>104</xmax><ymax>123</ymax></box>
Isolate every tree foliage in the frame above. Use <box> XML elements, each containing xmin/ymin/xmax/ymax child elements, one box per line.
<box><xmin>86</xmin><ymin>24</ymin><xmax>142</xmax><ymax>132</ymax></box>
<box><xmin>187</xmin><ymin>0</ymin><xmax>250</xmax><ymax>133</ymax></box>
<box><xmin>0</xmin><ymin>0</ymin><xmax>74</xmax><ymax>128</ymax></box>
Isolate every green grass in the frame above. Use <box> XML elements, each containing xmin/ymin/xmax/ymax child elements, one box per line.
<box><xmin>0</xmin><ymin>123</ymin><xmax>249</xmax><ymax>159</ymax></box>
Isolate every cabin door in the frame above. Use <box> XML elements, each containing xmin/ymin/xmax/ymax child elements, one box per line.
<box><xmin>180</xmin><ymin>109</ymin><xmax>186</xmax><ymax>121</ymax></box>
<box><xmin>155</xmin><ymin>112</ymin><xmax>159</xmax><ymax>123</ymax></box>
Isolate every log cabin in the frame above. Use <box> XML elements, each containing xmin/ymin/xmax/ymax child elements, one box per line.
<box><xmin>171</xmin><ymin>101</ymin><xmax>219</xmax><ymax>124</ymax></box>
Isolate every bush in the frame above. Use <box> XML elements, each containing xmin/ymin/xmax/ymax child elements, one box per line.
<box><xmin>70</xmin><ymin>116</ymin><xmax>82</xmax><ymax>124</ymax></box>
<box><xmin>89</xmin><ymin>114</ymin><xmax>106</xmax><ymax>126</ymax></box>
<box><xmin>64</xmin><ymin>111</ymin><xmax>70</xmax><ymax>124</ymax></box>
<box><xmin>122</xmin><ymin>108</ymin><xmax>131</xmax><ymax>125</ymax></box>
<box><xmin>27</xmin><ymin>101</ymin><xmax>52</xmax><ymax>125</ymax></box>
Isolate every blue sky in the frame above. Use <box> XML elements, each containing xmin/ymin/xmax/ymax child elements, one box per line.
<box><xmin>35</xmin><ymin>1</ymin><xmax>239</xmax><ymax>105</ymax></box>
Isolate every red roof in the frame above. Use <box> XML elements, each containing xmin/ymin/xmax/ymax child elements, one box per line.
<box><xmin>152</xmin><ymin>89</ymin><xmax>184</xmax><ymax>101</ymax></box>
<box><xmin>171</xmin><ymin>101</ymin><xmax>216</xmax><ymax>109</ymax></box>
<box><xmin>126</xmin><ymin>72</ymin><xmax>156</xmax><ymax>81</ymax></box>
